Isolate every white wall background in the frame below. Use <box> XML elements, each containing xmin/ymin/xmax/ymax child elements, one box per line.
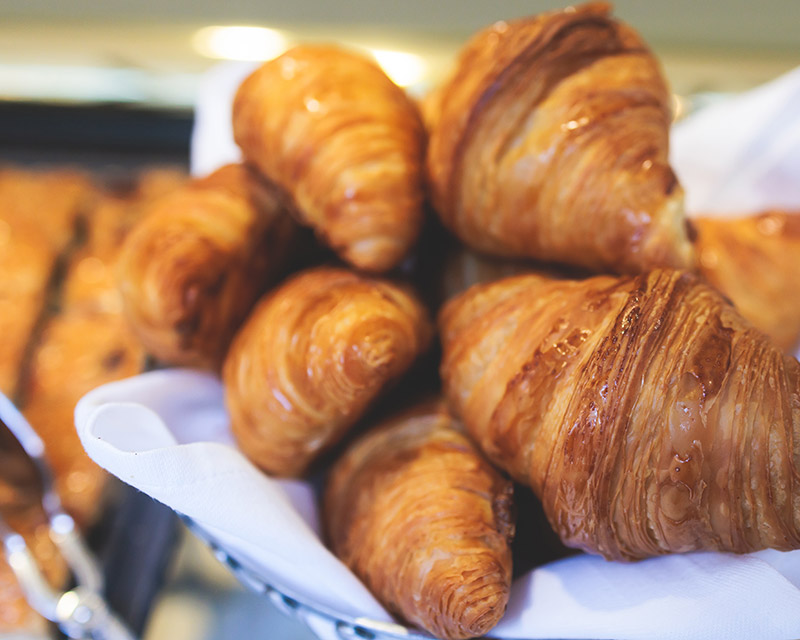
<box><xmin>1</xmin><ymin>0</ymin><xmax>799</xmax><ymax>51</ymax></box>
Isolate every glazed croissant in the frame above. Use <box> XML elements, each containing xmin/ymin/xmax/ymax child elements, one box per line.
<box><xmin>324</xmin><ymin>402</ymin><xmax>514</xmax><ymax>640</ymax></box>
<box><xmin>117</xmin><ymin>164</ymin><xmax>295</xmax><ymax>370</ymax></box>
<box><xmin>695</xmin><ymin>211</ymin><xmax>800</xmax><ymax>353</ymax></box>
<box><xmin>440</xmin><ymin>268</ymin><xmax>800</xmax><ymax>561</ymax></box>
<box><xmin>223</xmin><ymin>267</ymin><xmax>431</xmax><ymax>477</ymax></box>
<box><xmin>233</xmin><ymin>45</ymin><xmax>425</xmax><ymax>273</ymax></box>
<box><xmin>425</xmin><ymin>2</ymin><xmax>694</xmax><ymax>274</ymax></box>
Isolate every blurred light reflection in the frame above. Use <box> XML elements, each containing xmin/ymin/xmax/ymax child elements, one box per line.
<box><xmin>192</xmin><ymin>26</ymin><xmax>288</xmax><ymax>61</ymax></box>
<box><xmin>369</xmin><ymin>48</ymin><xmax>427</xmax><ymax>87</ymax></box>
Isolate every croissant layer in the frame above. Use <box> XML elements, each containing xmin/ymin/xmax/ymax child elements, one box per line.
<box><xmin>425</xmin><ymin>2</ymin><xmax>694</xmax><ymax>274</ymax></box>
<box><xmin>233</xmin><ymin>45</ymin><xmax>425</xmax><ymax>272</ymax></box>
<box><xmin>440</xmin><ymin>269</ymin><xmax>800</xmax><ymax>560</ymax></box>
<box><xmin>223</xmin><ymin>267</ymin><xmax>431</xmax><ymax>477</ymax></box>
<box><xmin>695</xmin><ymin>211</ymin><xmax>800</xmax><ymax>353</ymax></box>
<box><xmin>325</xmin><ymin>402</ymin><xmax>514</xmax><ymax>640</ymax></box>
<box><xmin>117</xmin><ymin>164</ymin><xmax>295</xmax><ymax>369</ymax></box>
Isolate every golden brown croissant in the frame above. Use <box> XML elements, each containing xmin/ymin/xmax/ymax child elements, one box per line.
<box><xmin>324</xmin><ymin>402</ymin><xmax>514</xmax><ymax>640</ymax></box>
<box><xmin>695</xmin><ymin>211</ymin><xmax>800</xmax><ymax>353</ymax></box>
<box><xmin>117</xmin><ymin>164</ymin><xmax>296</xmax><ymax>370</ymax></box>
<box><xmin>424</xmin><ymin>2</ymin><xmax>694</xmax><ymax>274</ymax></box>
<box><xmin>440</xmin><ymin>268</ymin><xmax>800</xmax><ymax>561</ymax></box>
<box><xmin>232</xmin><ymin>45</ymin><xmax>425</xmax><ymax>273</ymax></box>
<box><xmin>223</xmin><ymin>267</ymin><xmax>432</xmax><ymax>477</ymax></box>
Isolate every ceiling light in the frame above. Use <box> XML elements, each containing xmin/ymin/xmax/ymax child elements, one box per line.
<box><xmin>192</xmin><ymin>26</ymin><xmax>288</xmax><ymax>61</ymax></box>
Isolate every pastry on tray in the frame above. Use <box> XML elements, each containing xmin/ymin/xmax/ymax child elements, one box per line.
<box><xmin>1</xmin><ymin>167</ymin><xmax>178</xmax><ymax>632</ymax></box>
<box><xmin>0</xmin><ymin>168</ymin><xmax>92</xmax><ymax>398</ymax></box>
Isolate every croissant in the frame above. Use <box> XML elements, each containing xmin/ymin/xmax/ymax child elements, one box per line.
<box><xmin>232</xmin><ymin>45</ymin><xmax>425</xmax><ymax>273</ymax></box>
<box><xmin>424</xmin><ymin>2</ymin><xmax>694</xmax><ymax>274</ymax></box>
<box><xmin>439</xmin><ymin>268</ymin><xmax>800</xmax><ymax>561</ymax></box>
<box><xmin>0</xmin><ymin>169</ymin><xmax>91</xmax><ymax>398</ymax></box>
<box><xmin>223</xmin><ymin>267</ymin><xmax>432</xmax><ymax>477</ymax></box>
<box><xmin>117</xmin><ymin>164</ymin><xmax>295</xmax><ymax>369</ymax></box>
<box><xmin>324</xmin><ymin>402</ymin><xmax>514</xmax><ymax>640</ymax></box>
<box><xmin>695</xmin><ymin>211</ymin><xmax>800</xmax><ymax>353</ymax></box>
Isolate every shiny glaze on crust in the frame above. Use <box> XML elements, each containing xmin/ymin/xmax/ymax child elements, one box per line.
<box><xmin>440</xmin><ymin>269</ymin><xmax>800</xmax><ymax>560</ymax></box>
<box><xmin>425</xmin><ymin>3</ymin><xmax>694</xmax><ymax>274</ymax></box>
<box><xmin>324</xmin><ymin>402</ymin><xmax>513</xmax><ymax>640</ymax></box>
<box><xmin>223</xmin><ymin>267</ymin><xmax>432</xmax><ymax>477</ymax></box>
<box><xmin>233</xmin><ymin>46</ymin><xmax>425</xmax><ymax>273</ymax></box>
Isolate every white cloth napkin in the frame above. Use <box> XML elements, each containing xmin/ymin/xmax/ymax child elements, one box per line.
<box><xmin>671</xmin><ymin>65</ymin><xmax>800</xmax><ymax>216</ymax></box>
<box><xmin>189</xmin><ymin>61</ymin><xmax>253</xmax><ymax>177</ymax></box>
<box><xmin>75</xmin><ymin>370</ymin><xmax>800</xmax><ymax>640</ymax></box>
<box><xmin>75</xmin><ymin>65</ymin><xmax>800</xmax><ymax>639</ymax></box>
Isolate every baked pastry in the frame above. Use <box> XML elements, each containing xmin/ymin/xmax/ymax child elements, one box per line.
<box><xmin>0</xmin><ymin>169</ymin><xmax>91</xmax><ymax>398</ymax></box>
<box><xmin>22</xmin><ymin>311</ymin><xmax>144</xmax><ymax>526</ymax></box>
<box><xmin>695</xmin><ymin>211</ymin><xmax>800</xmax><ymax>353</ymax></box>
<box><xmin>1</xmin><ymin>167</ymin><xmax>181</xmax><ymax>629</ymax></box>
<box><xmin>440</xmin><ymin>268</ymin><xmax>800</xmax><ymax>560</ymax></box>
<box><xmin>324</xmin><ymin>402</ymin><xmax>514</xmax><ymax>640</ymax></box>
<box><xmin>0</xmin><ymin>228</ymin><xmax>56</xmax><ymax>398</ymax></box>
<box><xmin>0</xmin><ymin>168</ymin><xmax>90</xmax><ymax>251</ymax></box>
<box><xmin>223</xmin><ymin>267</ymin><xmax>432</xmax><ymax>477</ymax></box>
<box><xmin>21</xmin><ymin>184</ymin><xmax>154</xmax><ymax>525</ymax></box>
<box><xmin>425</xmin><ymin>2</ymin><xmax>694</xmax><ymax>274</ymax></box>
<box><xmin>117</xmin><ymin>164</ymin><xmax>296</xmax><ymax>369</ymax></box>
<box><xmin>233</xmin><ymin>45</ymin><xmax>425</xmax><ymax>272</ymax></box>
<box><xmin>0</xmin><ymin>526</ymin><xmax>65</xmax><ymax>634</ymax></box>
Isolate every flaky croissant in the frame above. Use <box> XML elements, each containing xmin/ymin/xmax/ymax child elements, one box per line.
<box><xmin>117</xmin><ymin>164</ymin><xmax>295</xmax><ymax>369</ymax></box>
<box><xmin>233</xmin><ymin>45</ymin><xmax>425</xmax><ymax>273</ymax></box>
<box><xmin>223</xmin><ymin>267</ymin><xmax>431</xmax><ymax>477</ymax></box>
<box><xmin>440</xmin><ymin>268</ymin><xmax>800</xmax><ymax>561</ymax></box>
<box><xmin>424</xmin><ymin>2</ymin><xmax>694</xmax><ymax>274</ymax></box>
<box><xmin>695</xmin><ymin>211</ymin><xmax>800</xmax><ymax>353</ymax></box>
<box><xmin>324</xmin><ymin>402</ymin><xmax>514</xmax><ymax>640</ymax></box>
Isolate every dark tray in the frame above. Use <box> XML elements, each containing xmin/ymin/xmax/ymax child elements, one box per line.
<box><xmin>88</xmin><ymin>481</ymin><xmax>179</xmax><ymax>637</ymax></box>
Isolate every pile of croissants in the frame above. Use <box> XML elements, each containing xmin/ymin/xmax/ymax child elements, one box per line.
<box><xmin>115</xmin><ymin>3</ymin><xmax>800</xmax><ymax>639</ymax></box>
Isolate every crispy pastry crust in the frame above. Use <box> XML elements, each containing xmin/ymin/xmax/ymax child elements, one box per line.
<box><xmin>233</xmin><ymin>45</ymin><xmax>425</xmax><ymax>272</ymax></box>
<box><xmin>117</xmin><ymin>164</ymin><xmax>295</xmax><ymax>369</ymax></box>
<box><xmin>223</xmin><ymin>267</ymin><xmax>432</xmax><ymax>477</ymax></box>
<box><xmin>324</xmin><ymin>402</ymin><xmax>514</xmax><ymax>640</ymax></box>
<box><xmin>695</xmin><ymin>211</ymin><xmax>800</xmax><ymax>353</ymax></box>
<box><xmin>425</xmin><ymin>2</ymin><xmax>694</xmax><ymax>274</ymax></box>
<box><xmin>440</xmin><ymin>269</ymin><xmax>800</xmax><ymax>560</ymax></box>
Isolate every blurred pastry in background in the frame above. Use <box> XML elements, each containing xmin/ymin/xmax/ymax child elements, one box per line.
<box><xmin>424</xmin><ymin>2</ymin><xmax>694</xmax><ymax>275</ymax></box>
<box><xmin>324</xmin><ymin>401</ymin><xmax>514</xmax><ymax>640</ymax></box>
<box><xmin>1</xmin><ymin>166</ymin><xmax>181</xmax><ymax>632</ymax></box>
<box><xmin>224</xmin><ymin>267</ymin><xmax>432</xmax><ymax>477</ymax></box>
<box><xmin>0</xmin><ymin>168</ymin><xmax>92</xmax><ymax>399</ymax></box>
<box><xmin>694</xmin><ymin>211</ymin><xmax>800</xmax><ymax>353</ymax></box>
<box><xmin>19</xmin><ymin>173</ymin><xmax>178</xmax><ymax>527</ymax></box>
<box><xmin>118</xmin><ymin>164</ymin><xmax>296</xmax><ymax>370</ymax></box>
<box><xmin>233</xmin><ymin>45</ymin><xmax>426</xmax><ymax>273</ymax></box>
